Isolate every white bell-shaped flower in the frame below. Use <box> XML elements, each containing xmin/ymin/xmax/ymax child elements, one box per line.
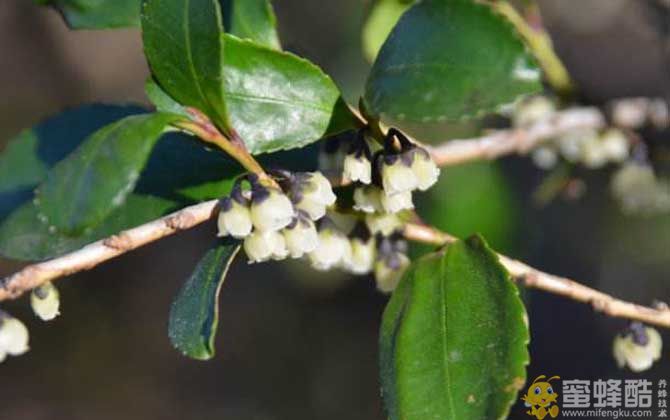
<box><xmin>581</xmin><ymin>138</ymin><xmax>608</xmax><ymax>169</ymax></box>
<box><xmin>380</xmin><ymin>190</ymin><xmax>414</xmax><ymax>213</ymax></box>
<box><xmin>381</xmin><ymin>154</ymin><xmax>418</xmax><ymax>195</ymax></box>
<box><xmin>346</xmin><ymin>237</ymin><xmax>376</xmax><ymax>274</ymax></box>
<box><xmin>293</xmin><ymin>172</ymin><xmax>337</xmax><ymax>221</ymax></box>
<box><xmin>365</xmin><ymin>213</ymin><xmax>403</xmax><ymax>236</ymax></box>
<box><xmin>0</xmin><ymin>314</ymin><xmax>29</xmax><ymax>359</ymax></box>
<box><xmin>411</xmin><ymin>149</ymin><xmax>440</xmax><ymax>191</ymax></box>
<box><xmin>309</xmin><ymin>224</ymin><xmax>350</xmax><ymax>271</ymax></box>
<box><xmin>343</xmin><ymin>152</ymin><xmax>372</xmax><ymax>184</ymax></box>
<box><xmin>283</xmin><ymin>216</ymin><xmax>319</xmax><ymax>258</ymax></box>
<box><xmin>217</xmin><ymin>197</ymin><xmax>252</xmax><ymax>238</ymax></box>
<box><xmin>513</xmin><ymin>96</ymin><xmax>556</xmax><ymax>128</ymax></box>
<box><xmin>375</xmin><ymin>253</ymin><xmax>410</xmax><ymax>293</ymax></box>
<box><xmin>600</xmin><ymin>129</ymin><xmax>629</xmax><ymax>162</ymax></box>
<box><xmin>531</xmin><ymin>147</ymin><xmax>558</xmax><ymax>170</ymax></box>
<box><xmin>613</xmin><ymin>323</ymin><xmax>662</xmax><ymax>372</ymax></box>
<box><xmin>31</xmin><ymin>282</ymin><xmax>60</xmax><ymax>321</ymax></box>
<box><xmin>353</xmin><ymin>186</ymin><xmax>384</xmax><ymax>213</ymax></box>
<box><xmin>244</xmin><ymin>230</ymin><xmax>286</xmax><ymax>263</ymax></box>
<box><xmin>250</xmin><ymin>186</ymin><xmax>294</xmax><ymax>232</ymax></box>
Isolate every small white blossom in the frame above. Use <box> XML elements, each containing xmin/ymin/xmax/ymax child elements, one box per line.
<box><xmin>613</xmin><ymin>324</ymin><xmax>662</xmax><ymax>372</ymax></box>
<box><xmin>244</xmin><ymin>230</ymin><xmax>286</xmax><ymax>263</ymax></box>
<box><xmin>293</xmin><ymin>172</ymin><xmax>337</xmax><ymax>220</ymax></box>
<box><xmin>558</xmin><ymin>128</ymin><xmax>597</xmax><ymax>163</ymax></box>
<box><xmin>353</xmin><ymin>186</ymin><xmax>384</xmax><ymax>213</ymax></box>
<box><xmin>513</xmin><ymin>96</ymin><xmax>556</xmax><ymax>128</ymax></box>
<box><xmin>250</xmin><ymin>187</ymin><xmax>294</xmax><ymax>232</ymax></box>
<box><xmin>346</xmin><ymin>237</ymin><xmax>376</xmax><ymax>274</ymax></box>
<box><xmin>343</xmin><ymin>153</ymin><xmax>372</xmax><ymax>184</ymax></box>
<box><xmin>0</xmin><ymin>314</ymin><xmax>29</xmax><ymax>362</ymax></box>
<box><xmin>375</xmin><ymin>254</ymin><xmax>410</xmax><ymax>293</ymax></box>
<box><xmin>217</xmin><ymin>197</ymin><xmax>252</xmax><ymax>238</ymax></box>
<box><xmin>531</xmin><ymin>146</ymin><xmax>558</xmax><ymax>170</ymax></box>
<box><xmin>611</xmin><ymin>163</ymin><xmax>670</xmax><ymax>215</ymax></box>
<box><xmin>381</xmin><ymin>155</ymin><xmax>418</xmax><ymax>195</ymax></box>
<box><xmin>581</xmin><ymin>137</ymin><xmax>608</xmax><ymax>169</ymax></box>
<box><xmin>31</xmin><ymin>282</ymin><xmax>60</xmax><ymax>321</ymax></box>
<box><xmin>380</xmin><ymin>190</ymin><xmax>414</xmax><ymax>213</ymax></box>
<box><xmin>600</xmin><ymin>129</ymin><xmax>629</xmax><ymax>162</ymax></box>
<box><xmin>365</xmin><ymin>213</ymin><xmax>403</xmax><ymax>236</ymax></box>
<box><xmin>410</xmin><ymin>149</ymin><xmax>440</xmax><ymax>191</ymax></box>
<box><xmin>309</xmin><ymin>225</ymin><xmax>350</xmax><ymax>271</ymax></box>
<box><xmin>282</xmin><ymin>217</ymin><xmax>319</xmax><ymax>258</ymax></box>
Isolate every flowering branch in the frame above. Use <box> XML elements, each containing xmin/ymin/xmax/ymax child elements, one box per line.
<box><xmin>404</xmin><ymin>224</ymin><xmax>670</xmax><ymax>329</ymax></box>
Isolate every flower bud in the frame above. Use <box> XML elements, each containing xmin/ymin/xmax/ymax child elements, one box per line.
<box><xmin>346</xmin><ymin>237</ymin><xmax>376</xmax><ymax>274</ymax></box>
<box><xmin>558</xmin><ymin>128</ymin><xmax>597</xmax><ymax>163</ymax></box>
<box><xmin>410</xmin><ymin>149</ymin><xmax>440</xmax><ymax>191</ymax></box>
<box><xmin>309</xmin><ymin>223</ymin><xmax>350</xmax><ymax>271</ymax></box>
<box><xmin>250</xmin><ymin>186</ymin><xmax>294</xmax><ymax>232</ymax></box>
<box><xmin>381</xmin><ymin>154</ymin><xmax>418</xmax><ymax>195</ymax></box>
<box><xmin>0</xmin><ymin>313</ymin><xmax>29</xmax><ymax>358</ymax></box>
<box><xmin>353</xmin><ymin>186</ymin><xmax>384</xmax><ymax>213</ymax></box>
<box><xmin>343</xmin><ymin>152</ymin><xmax>372</xmax><ymax>184</ymax></box>
<box><xmin>31</xmin><ymin>282</ymin><xmax>60</xmax><ymax>321</ymax></box>
<box><xmin>244</xmin><ymin>230</ymin><xmax>287</xmax><ymax>263</ymax></box>
<box><xmin>375</xmin><ymin>253</ymin><xmax>410</xmax><ymax>293</ymax></box>
<box><xmin>613</xmin><ymin>323</ymin><xmax>662</xmax><ymax>372</ymax></box>
<box><xmin>380</xmin><ymin>190</ymin><xmax>414</xmax><ymax>213</ymax></box>
<box><xmin>282</xmin><ymin>215</ymin><xmax>319</xmax><ymax>258</ymax></box>
<box><xmin>600</xmin><ymin>129</ymin><xmax>629</xmax><ymax>163</ymax></box>
<box><xmin>217</xmin><ymin>197</ymin><xmax>252</xmax><ymax>238</ymax></box>
<box><xmin>531</xmin><ymin>147</ymin><xmax>558</xmax><ymax>170</ymax></box>
<box><xmin>365</xmin><ymin>213</ymin><xmax>403</xmax><ymax>236</ymax></box>
<box><xmin>292</xmin><ymin>172</ymin><xmax>337</xmax><ymax>221</ymax></box>
<box><xmin>581</xmin><ymin>138</ymin><xmax>608</xmax><ymax>169</ymax></box>
<box><xmin>513</xmin><ymin>96</ymin><xmax>555</xmax><ymax>128</ymax></box>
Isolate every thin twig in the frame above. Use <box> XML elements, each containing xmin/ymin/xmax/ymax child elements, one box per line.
<box><xmin>428</xmin><ymin>107</ymin><xmax>605</xmax><ymax>166</ymax></box>
<box><xmin>0</xmin><ymin>200</ymin><xmax>219</xmax><ymax>301</ymax></box>
<box><xmin>403</xmin><ymin>224</ymin><xmax>670</xmax><ymax>329</ymax></box>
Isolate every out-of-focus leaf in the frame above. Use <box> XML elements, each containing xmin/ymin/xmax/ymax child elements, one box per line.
<box><xmin>416</xmin><ymin>161</ymin><xmax>519</xmax><ymax>253</ymax></box>
<box><xmin>380</xmin><ymin>235</ymin><xmax>529</xmax><ymax>420</ymax></box>
<box><xmin>221</xmin><ymin>35</ymin><xmax>352</xmax><ymax>154</ymax></box>
<box><xmin>36</xmin><ymin>0</ymin><xmax>140</xmax><ymax>29</ymax></box>
<box><xmin>0</xmin><ymin>105</ymin><xmax>144</xmax><ymax>221</ymax></box>
<box><xmin>362</xmin><ymin>0</ymin><xmax>412</xmax><ymax>62</ymax></box>
<box><xmin>36</xmin><ymin>113</ymin><xmax>178</xmax><ymax>235</ymax></box>
<box><xmin>364</xmin><ymin>0</ymin><xmax>541</xmax><ymax>125</ymax></box>
<box><xmin>220</xmin><ymin>0</ymin><xmax>281</xmax><ymax>49</ymax></box>
<box><xmin>168</xmin><ymin>240</ymin><xmax>240</xmax><ymax>360</ymax></box>
<box><xmin>141</xmin><ymin>0</ymin><xmax>230</xmax><ymax>131</ymax></box>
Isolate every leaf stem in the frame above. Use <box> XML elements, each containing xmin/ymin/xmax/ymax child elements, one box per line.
<box><xmin>491</xmin><ymin>1</ymin><xmax>574</xmax><ymax>96</ymax></box>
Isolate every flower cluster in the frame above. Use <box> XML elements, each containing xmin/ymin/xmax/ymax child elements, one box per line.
<box><xmin>612</xmin><ymin>322</ymin><xmax>662</xmax><ymax>372</ymax></box>
<box><xmin>0</xmin><ymin>311</ymin><xmax>29</xmax><ymax>363</ymax></box>
<box><xmin>512</xmin><ymin>97</ymin><xmax>630</xmax><ymax>170</ymax></box>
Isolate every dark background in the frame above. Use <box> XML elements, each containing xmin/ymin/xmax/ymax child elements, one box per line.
<box><xmin>1</xmin><ymin>1</ymin><xmax>669</xmax><ymax>419</ymax></box>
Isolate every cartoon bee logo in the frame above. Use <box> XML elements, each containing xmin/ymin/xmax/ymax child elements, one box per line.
<box><xmin>522</xmin><ymin>375</ymin><xmax>560</xmax><ymax>420</ymax></box>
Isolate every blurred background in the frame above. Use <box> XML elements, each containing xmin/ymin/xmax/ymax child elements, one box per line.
<box><xmin>1</xmin><ymin>0</ymin><xmax>670</xmax><ymax>419</ymax></box>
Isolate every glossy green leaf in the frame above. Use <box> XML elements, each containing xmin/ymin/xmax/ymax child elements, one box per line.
<box><xmin>169</xmin><ymin>240</ymin><xmax>240</xmax><ymax>360</ymax></box>
<box><xmin>380</xmin><ymin>235</ymin><xmax>529</xmax><ymax>420</ymax></box>
<box><xmin>364</xmin><ymin>0</ymin><xmax>541</xmax><ymax>124</ymax></box>
<box><xmin>36</xmin><ymin>113</ymin><xmax>178</xmax><ymax>235</ymax></box>
<box><xmin>145</xmin><ymin>78</ymin><xmax>191</xmax><ymax>119</ymax></box>
<box><xmin>220</xmin><ymin>0</ymin><xmax>281</xmax><ymax>49</ymax></box>
<box><xmin>36</xmin><ymin>0</ymin><xmax>140</xmax><ymax>29</ymax></box>
<box><xmin>362</xmin><ymin>0</ymin><xmax>412</xmax><ymax>62</ymax></box>
<box><xmin>141</xmin><ymin>0</ymin><xmax>230</xmax><ymax>131</ymax></box>
<box><xmin>222</xmin><ymin>35</ymin><xmax>349</xmax><ymax>154</ymax></box>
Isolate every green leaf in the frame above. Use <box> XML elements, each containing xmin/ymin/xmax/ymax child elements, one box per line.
<box><xmin>141</xmin><ymin>0</ymin><xmax>230</xmax><ymax>131</ymax></box>
<box><xmin>364</xmin><ymin>0</ymin><xmax>541</xmax><ymax>124</ymax></box>
<box><xmin>362</xmin><ymin>0</ymin><xmax>412</xmax><ymax>62</ymax></box>
<box><xmin>36</xmin><ymin>113</ymin><xmax>178</xmax><ymax>235</ymax></box>
<box><xmin>222</xmin><ymin>35</ymin><xmax>349</xmax><ymax>154</ymax></box>
<box><xmin>220</xmin><ymin>0</ymin><xmax>281</xmax><ymax>49</ymax></box>
<box><xmin>0</xmin><ymin>195</ymin><xmax>178</xmax><ymax>261</ymax></box>
<box><xmin>168</xmin><ymin>240</ymin><xmax>240</xmax><ymax>360</ymax></box>
<box><xmin>145</xmin><ymin>78</ymin><xmax>191</xmax><ymax>119</ymax></box>
<box><xmin>36</xmin><ymin>0</ymin><xmax>141</xmax><ymax>29</ymax></box>
<box><xmin>380</xmin><ymin>235</ymin><xmax>529</xmax><ymax>420</ymax></box>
